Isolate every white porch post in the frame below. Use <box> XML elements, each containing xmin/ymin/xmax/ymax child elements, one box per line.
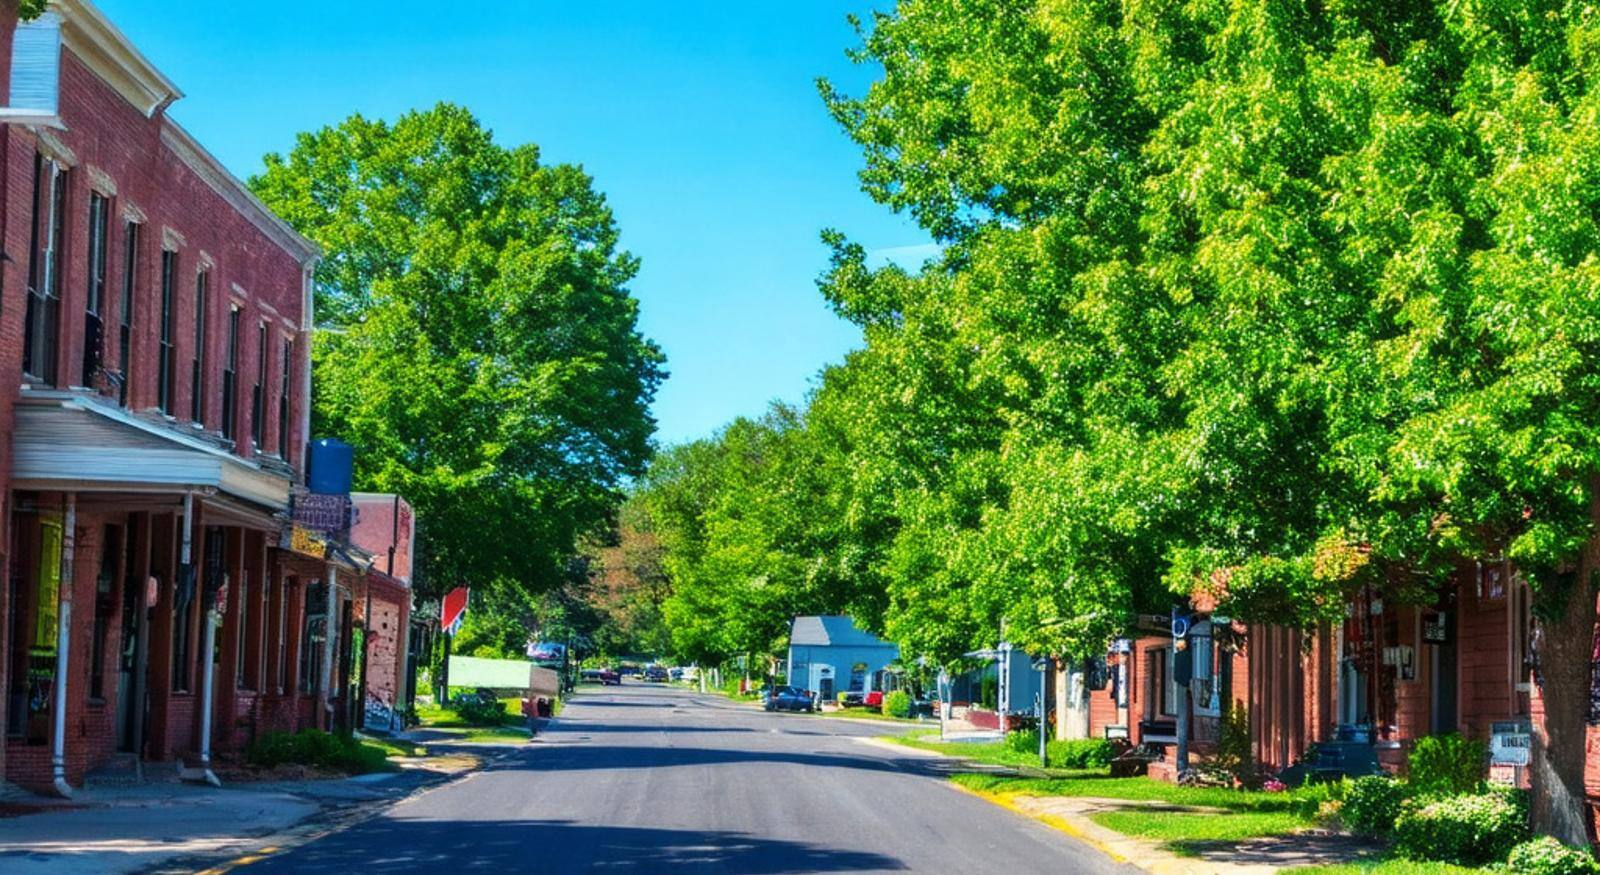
<box><xmin>49</xmin><ymin>494</ymin><xmax>76</xmax><ymax>798</ymax></box>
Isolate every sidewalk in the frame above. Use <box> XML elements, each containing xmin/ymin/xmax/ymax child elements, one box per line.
<box><xmin>0</xmin><ymin>753</ymin><xmax>484</xmax><ymax>875</ymax></box>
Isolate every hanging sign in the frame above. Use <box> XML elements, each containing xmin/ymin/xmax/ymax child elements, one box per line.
<box><xmin>441</xmin><ymin>586</ymin><xmax>470</xmax><ymax>635</ymax></box>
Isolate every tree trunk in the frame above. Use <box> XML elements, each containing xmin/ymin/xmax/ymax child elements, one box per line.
<box><xmin>1531</xmin><ymin>553</ymin><xmax>1597</xmax><ymax>846</ymax></box>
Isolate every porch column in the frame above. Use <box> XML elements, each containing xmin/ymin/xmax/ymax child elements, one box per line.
<box><xmin>49</xmin><ymin>494</ymin><xmax>77</xmax><ymax>797</ymax></box>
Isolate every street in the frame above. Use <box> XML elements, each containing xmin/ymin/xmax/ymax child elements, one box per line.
<box><xmin>242</xmin><ymin>684</ymin><xmax>1131</xmax><ymax>873</ymax></box>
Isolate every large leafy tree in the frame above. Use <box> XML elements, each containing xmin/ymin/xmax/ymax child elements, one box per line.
<box><xmin>823</xmin><ymin>0</ymin><xmax>1600</xmax><ymax>840</ymax></box>
<box><xmin>251</xmin><ymin>104</ymin><xmax>664</xmax><ymax>606</ymax></box>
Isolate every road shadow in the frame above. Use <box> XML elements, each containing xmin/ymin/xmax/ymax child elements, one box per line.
<box><xmin>498</xmin><ymin>744</ymin><xmax>967</xmax><ymax>780</ymax></box>
<box><xmin>245</xmin><ymin>816</ymin><xmax>908</xmax><ymax>873</ymax></box>
<box><xmin>543</xmin><ymin>722</ymin><xmax>755</xmax><ymax>735</ymax></box>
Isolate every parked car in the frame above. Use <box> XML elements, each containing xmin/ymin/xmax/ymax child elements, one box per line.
<box><xmin>580</xmin><ymin>668</ymin><xmax>620</xmax><ymax>686</ymax></box>
<box><xmin>645</xmin><ymin>665</ymin><xmax>669</xmax><ymax>682</ymax></box>
<box><xmin>668</xmin><ymin>667</ymin><xmax>684</xmax><ymax>682</ymax></box>
<box><xmin>762</xmin><ymin>685</ymin><xmax>816</xmax><ymax>712</ymax></box>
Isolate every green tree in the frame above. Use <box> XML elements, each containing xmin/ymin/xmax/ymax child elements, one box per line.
<box><xmin>251</xmin><ymin>104</ymin><xmax>664</xmax><ymax>605</ymax></box>
<box><xmin>823</xmin><ymin>0</ymin><xmax>1600</xmax><ymax>840</ymax></box>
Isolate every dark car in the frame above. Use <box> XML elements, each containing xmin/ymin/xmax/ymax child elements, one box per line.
<box><xmin>762</xmin><ymin>685</ymin><xmax>816</xmax><ymax>712</ymax></box>
<box><xmin>645</xmin><ymin>666</ymin><xmax>669</xmax><ymax>682</ymax></box>
<box><xmin>580</xmin><ymin>668</ymin><xmax>620</xmax><ymax>686</ymax></box>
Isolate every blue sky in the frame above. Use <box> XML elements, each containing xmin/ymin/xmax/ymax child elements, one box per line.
<box><xmin>92</xmin><ymin>1</ymin><xmax>932</xmax><ymax>445</ymax></box>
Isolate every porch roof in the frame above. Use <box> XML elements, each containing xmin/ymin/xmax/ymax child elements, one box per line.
<box><xmin>12</xmin><ymin>390</ymin><xmax>291</xmax><ymax>512</ymax></box>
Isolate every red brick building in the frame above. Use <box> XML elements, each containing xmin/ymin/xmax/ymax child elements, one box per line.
<box><xmin>0</xmin><ymin>0</ymin><xmax>355</xmax><ymax>794</ymax></box>
<box><xmin>348</xmin><ymin>492</ymin><xmax>416</xmax><ymax>733</ymax></box>
<box><xmin>1066</xmin><ymin>563</ymin><xmax>1543</xmax><ymax>787</ymax></box>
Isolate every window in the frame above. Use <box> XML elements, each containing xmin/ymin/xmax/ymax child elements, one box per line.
<box><xmin>278</xmin><ymin>337</ymin><xmax>292</xmax><ymax>458</ymax></box>
<box><xmin>191</xmin><ymin>270</ymin><xmax>209</xmax><ymax>424</ymax></box>
<box><xmin>251</xmin><ymin>321</ymin><xmax>267</xmax><ymax>448</ymax></box>
<box><xmin>171</xmin><ymin>581</ymin><xmax>193</xmax><ymax>693</ymax></box>
<box><xmin>118</xmin><ymin>221</ymin><xmax>139</xmax><ymax>406</ymax></box>
<box><xmin>277</xmin><ymin>577</ymin><xmax>294</xmax><ymax>691</ymax></box>
<box><xmin>221</xmin><ymin>303</ymin><xmax>239</xmax><ymax>441</ymax></box>
<box><xmin>23</xmin><ymin>154</ymin><xmax>65</xmax><ymax>385</ymax></box>
<box><xmin>158</xmin><ymin>251</ymin><xmax>177</xmax><ymax>415</ymax></box>
<box><xmin>89</xmin><ymin>524</ymin><xmax>121</xmax><ymax>701</ymax></box>
<box><xmin>299</xmin><ymin>582</ymin><xmax>326</xmax><ymax>694</ymax></box>
<box><xmin>235</xmin><ymin>569</ymin><xmax>250</xmax><ymax>689</ymax></box>
<box><xmin>83</xmin><ymin>192</ymin><xmax>109</xmax><ymax>387</ymax></box>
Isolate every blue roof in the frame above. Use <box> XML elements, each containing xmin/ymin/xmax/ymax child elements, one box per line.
<box><xmin>790</xmin><ymin>615</ymin><xmax>897</xmax><ymax>649</ymax></box>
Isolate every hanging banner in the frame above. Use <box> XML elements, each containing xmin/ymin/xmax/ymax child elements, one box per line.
<box><xmin>441</xmin><ymin>586</ymin><xmax>470</xmax><ymax>635</ymax></box>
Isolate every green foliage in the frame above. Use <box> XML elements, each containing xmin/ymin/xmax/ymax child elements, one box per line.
<box><xmin>1506</xmin><ymin>837</ymin><xmax>1600</xmax><ymax>875</ymax></box>
<box><xmin>640</xmin><ymin>405</ymin><xmax>887</xmax><ymax>666</ymax></box>
<box><xmin>1341</xmin><ymin>776</ymin><xmax>1408</xmax><ymax>837</ymax></box>
<box><xmin>1213</xmin><ymin>702</ymin><xmax>1255</xmax><ymax>784</ymax></box>
<box><xmin>245</xmin><ymin>730</ymin><xmax>391</xmax><ymax>774</ymax></box>
<box><xmin>1005</xmin><ymin>729</ymin><xmax>1040</xmax><ymax>756</ymax></box>
<box><xmin>1407</xmin><ymin>734</ymin><xmax>1487</xmax><ymax>798</ymax></box>
<box><xmin>17</xmin><ymin>0</ymin><xmax>44</xmax><ymax>20</ymax></box>
<box><xmin>450</xmin><ymin>695</ymin><xmax>509</xmax><ymax>727</ymax></box>
<box><xmin>1394</xmin><ymin>791</ymin><xmax>1529</xmax><ymax>866</ymax></box>
<box><xmin>882</xmin><ymin>689</ymin><xmax>912</xmax><ymax>718</ymax></box>
<box><xmin>1047</xmin><ymin>738</ymin><xmax>1116</xmax><ymax>769</ymax></box>
<box><xmin>250</xmin><ymin>103</ymin><xmax>663</xmax><ymax>602</ymax></box>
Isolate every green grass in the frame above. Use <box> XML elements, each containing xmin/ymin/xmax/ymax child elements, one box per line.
<box><xmin>949</xmin><ymin>771</ymin><xmax>1329</xmax><ymax>815</ymax></box>
<box><xmin>357</xmin><ymin>735</ymin><xmax>428</xmax><ymax>758</ymax></box>
<box><xmin>815</xmin><ymin>707</ymin><xmax>926</xmax><ymax>724</ymax></box>
<box><xmin>1089</xmin><ymin>810</ymin><xmax>1314</xmax><ymax>856</ymax></box>
<box><xmin>894</xmin><ymin>733</ymin><xmax>1099</xmax><ymax>773</ymax></box>
<box><xmin>415</xmin><ymin>697</ymin><xmax>522</xmax><ymax>728</ymax></box>
<box><xmin>1288</xmin><ymin>860</ymin><xmax>1486</xmax><ymax>874</ymax></box>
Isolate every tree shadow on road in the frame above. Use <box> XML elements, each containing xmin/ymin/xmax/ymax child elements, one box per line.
<box><xmin>244</xmin><ymin>816</ymin><xmax>908</xmax><ymax>873</ymax></box>
<box><xmin>501</xmin><ymin>744</ymin><xmax>967</xmax><ymax>780</ymax></box>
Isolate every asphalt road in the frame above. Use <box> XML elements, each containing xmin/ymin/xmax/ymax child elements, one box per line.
<box><xmin>245</xmin><ymin>683</ymin><xmax>1132</xmax><ymax>873</ymax></box>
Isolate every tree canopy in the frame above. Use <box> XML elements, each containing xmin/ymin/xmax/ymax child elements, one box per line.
<box><xmin>637</xmin><ymin>0</ymin><xmax>1600</xmax><ymax>840</ymax></box>
<box><xmin>810</xmin><ymin>0</ymin><xmax>1600</xmax><ymax>841</ymax></box>
<box><xmin>251</xmin><ymin>104</ymin><xmax>665</xmax><ymax>606</ymax></box>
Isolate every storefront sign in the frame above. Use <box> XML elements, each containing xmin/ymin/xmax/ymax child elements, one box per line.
<box><xmin>288</xmin><ymin>525</ymin><xmax>328</xmax><ymax>559</ymax></box>
<box><xmin>1490</xmin><ymin>720</ymin><xmax>1531</xmax><ymax>766</ymax></box>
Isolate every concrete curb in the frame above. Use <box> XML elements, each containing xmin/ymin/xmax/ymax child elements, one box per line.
<box><xmin>948</xmin><ymin>783</ymin><xmax>1133</xmax><ymax>867</ymax></box>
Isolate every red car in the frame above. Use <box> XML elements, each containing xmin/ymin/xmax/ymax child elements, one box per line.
<box><xmin>582</xmin><ymin>668</ymin><xmax>621</xmax><ymax>686</ymax></box>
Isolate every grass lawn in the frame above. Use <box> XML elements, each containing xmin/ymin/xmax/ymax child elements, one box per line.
<box><xmin>949</xmin><ymin>771</ymin><xmax>1328</xmax><ymax>814</ymax></box>
<box><xmin>815</xmin><ymin>707</ymin><xmax>928</xmax><ymax>724</ymax></box>
<box><xmin>894</xmin><ymin>732</ymin><xmax>1101</xmax><ymax>773</ymax></box>
<box><xmin>414</xmin><ymin>698</ymin><xmax>533</xmax><ymax>743</ymax></box>
<box><xmin>1089</xmin><ymin>809</ymin><xmax>1314</xmax><ymax>856</ymax></box>
<box><xmin>357</xmin><ymin>735</ymin><xmax>428</xmax><ymax>759</ymax></box>
<box><xmin>1288</xmin><ymin>860</ymin><xmax>1486</xmax><ymax>874</ymax></box>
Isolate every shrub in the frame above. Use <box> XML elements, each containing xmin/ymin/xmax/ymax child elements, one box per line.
<box><xmin>1047</xmin><ymin>738</ymin><xmax>1116</xmax><ymax>769</ymax></box>
<box><xmin>1407</xmin><ymin>733</ymin><xmax>1487</xmax><ymax>797</ymax></box>
<box><xmin>451</xmin><ymin>696</ymin><xmax>507</xmax><ymax>727</ymax></box>
<box><xmin>1341</xmin><ymin>775</ymin><xmax>1407</xmax><ymax>836</ymax></box>
<box><xmin>882</xmin><ymin>690</ymin><xmax>912</xmax><ymax>719</ymax></box>
<box><xmin>1506</xmin><ymin>836</ymin><xmax>1600</xmax><ymax>875</ymax></box>
<box><xmin>1393</xmin><ymin>790</ymin><xmax>1529</xmax><ymax>866</ymax></box>
<box><xmin>1005</xmin><ymin>729</ymin><xmax>1040</xmax><ymax>755</ymax></box>
<box><xmin>245</xmin><ymin>729</ymin><xmax>391</xmax><ymax>775</ymax></box>
<box><xmin>1214</xmin><ymin>701</ymin><xmax>1254</xmax><ymax>783</ymax></box>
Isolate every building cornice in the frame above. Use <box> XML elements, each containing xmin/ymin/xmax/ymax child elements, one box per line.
<box><xmin>50</xmin><ymin>0</ymin><xmax>181</xmax><ymax>118</ymax></box>
<box><xmin>160</xmin><ymin>122</ymin><xmax>321</xmax><ymax>266</ymax></box>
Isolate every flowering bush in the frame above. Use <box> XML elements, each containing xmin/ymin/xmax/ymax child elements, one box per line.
<box><xmin>1506</xmin><ymin>836</ymin><xmax>1600</xmax><ymax>875</ymax></box>
<box><xmin>1262</xmin><ymin>778</ymin><xmax>1286</xmax><ymax>793</ymax></box>
<box><xmin>1394</xmin><ymin>790</ymin><xmax>1528</xmax><ymax>866</ymax></box>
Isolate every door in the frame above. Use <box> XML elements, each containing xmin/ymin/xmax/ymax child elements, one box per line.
<box><xmin>815</xmin><ymin>665</ymin><xmax>834</xmax><ymax>701</ymax></box>
<box><xmin>116</xmin><ymin>524</ymin><xmax>141</xmax><ymax>751</ymax></box>
<box><xmin>1431</xmin><ymin>612</ymin><xmax>1458</xmax><ymax>733</ymax></box>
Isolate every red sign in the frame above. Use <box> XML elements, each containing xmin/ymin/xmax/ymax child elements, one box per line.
<box><xmin>441</xmin><ymin>586</ymin><xmax>470</xmax><ymax>635</ymax></box>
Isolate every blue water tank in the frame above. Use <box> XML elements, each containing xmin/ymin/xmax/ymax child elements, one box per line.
<box><xmin>307</xmin><ymin>438</ymin><xmax>354</xmax><ymax>495</ymax></box>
